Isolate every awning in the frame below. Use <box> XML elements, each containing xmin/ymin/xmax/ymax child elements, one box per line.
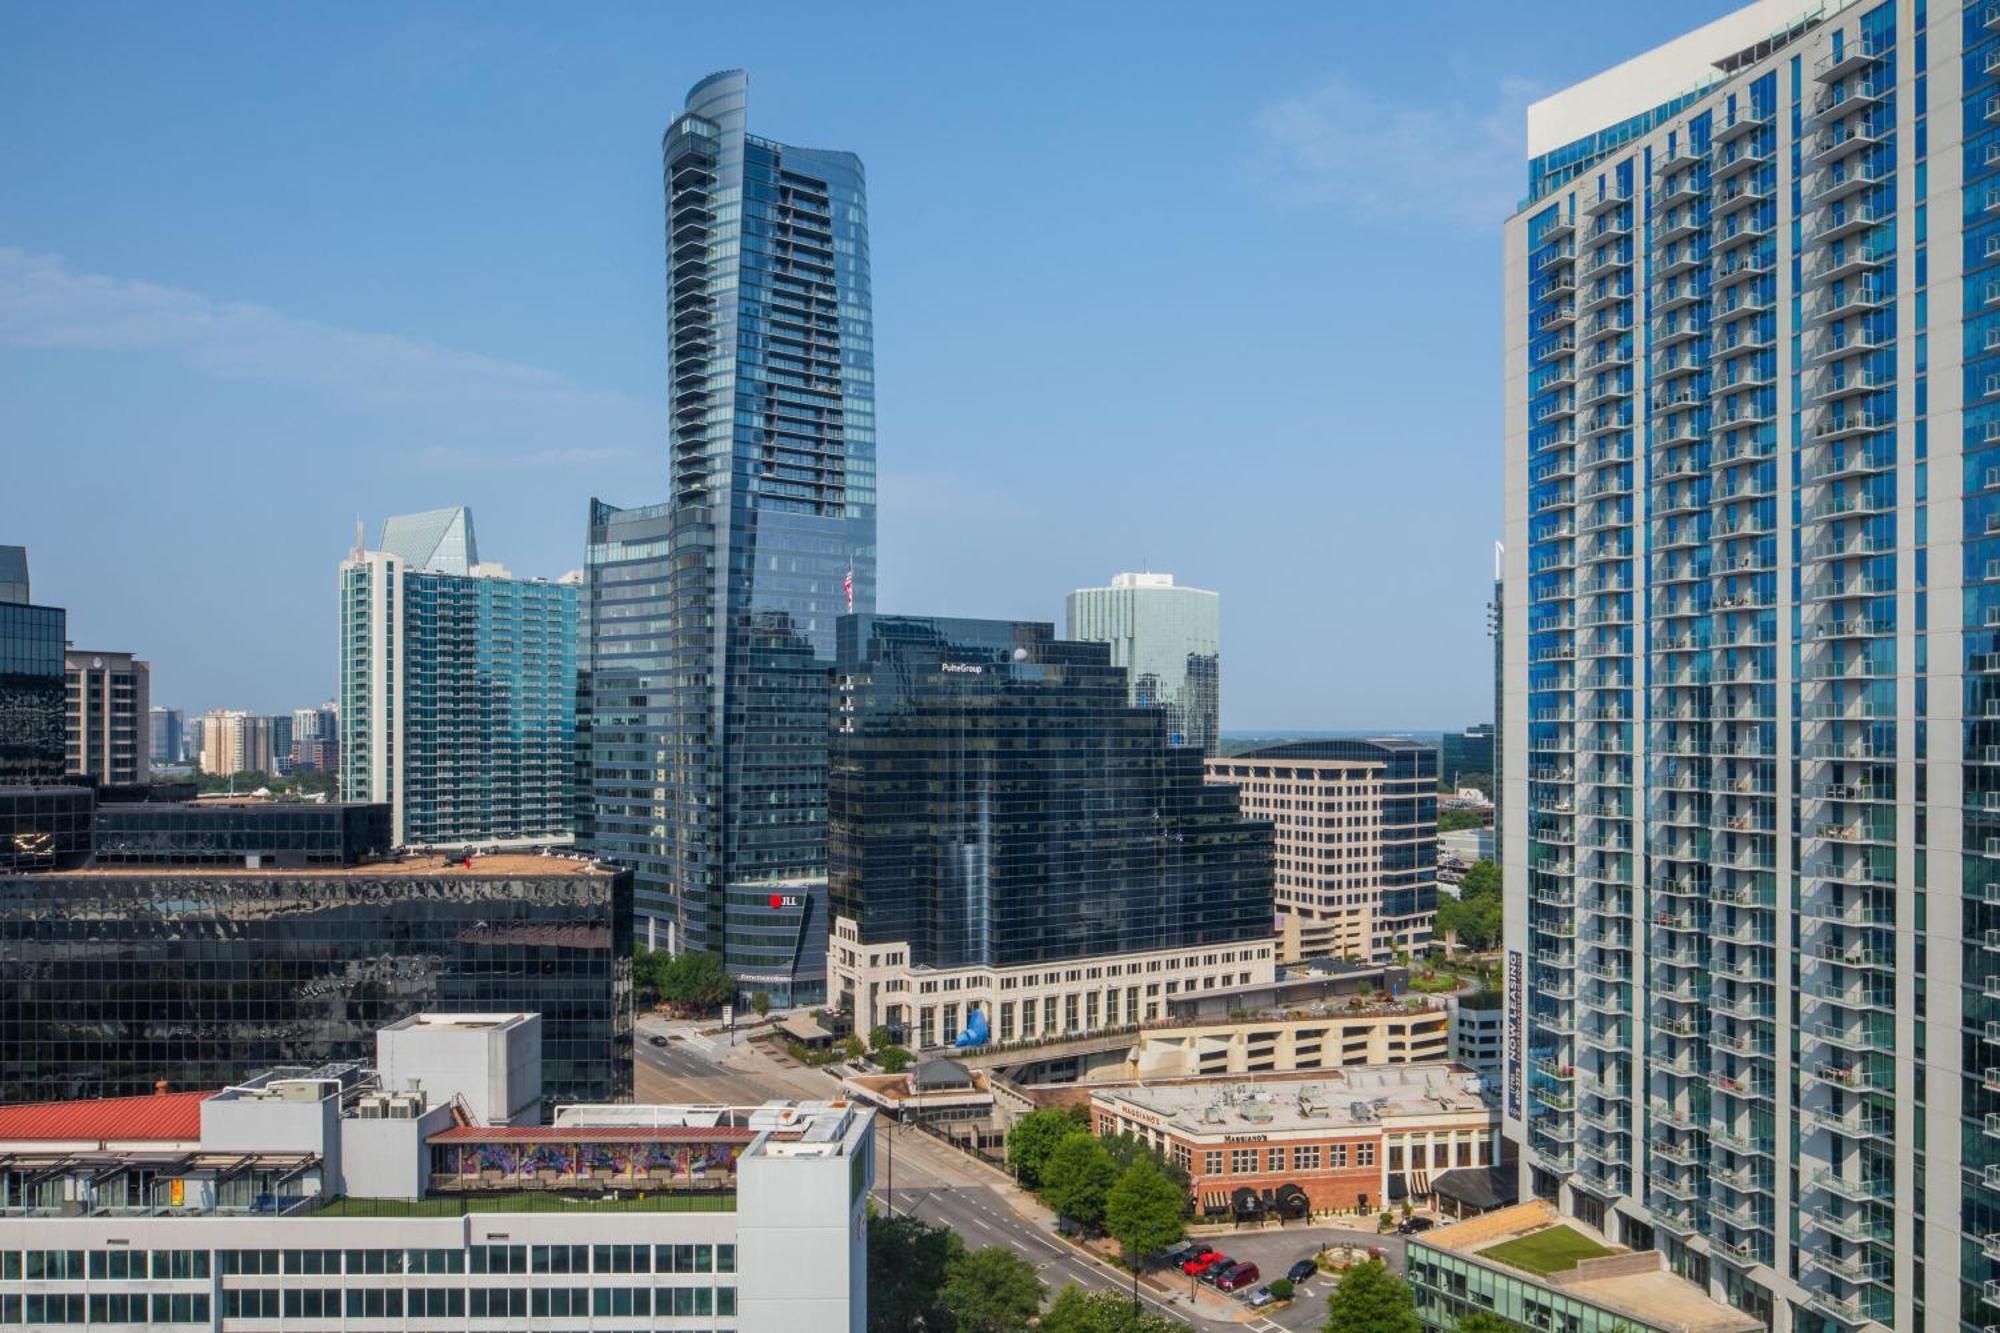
<box><xmin>1429</xmin><ymin>1166</ymin><xmax>1518</xmax><ymax>1212</ymax></box>
<box><xmin>1411</xmin><ymin>1170</ymin><xmax>1431</xmax><ymax>1196</ymax></box>
<box><xmin>778</xmin><ymin>1014</ymin><xmax>833</xmax><ymax>1042</ymax></box>
<box><xmin>1200</xmin><ymin>1190</ymin><xmax>1229</xmax><ymax>1213</ymax></box>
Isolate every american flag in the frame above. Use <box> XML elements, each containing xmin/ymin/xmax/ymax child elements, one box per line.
<box><xmin>843</xmin><ymin>566</ymin><xmax>854</xmax><ymax>613</ymax></box>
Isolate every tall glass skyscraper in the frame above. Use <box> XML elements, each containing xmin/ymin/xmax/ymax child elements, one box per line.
<box><xmin>340</xmin><ymin>508</ymin><xmax>579</xmax><ymax>849</ymax></box>
<box><xmin>586</xmin><ymin>71</ymin><xmax>875</xmax><ymax>1001</ymax></box>
<box><xmin>1066</xmin><ymin>572</ymin><xmax>1221</xmax><ymax>752</ymax></box>
<box><xmin>1503</xmin><ymin>3</ymin><xmax>1992</xmax><ymax>1329</ymax></box>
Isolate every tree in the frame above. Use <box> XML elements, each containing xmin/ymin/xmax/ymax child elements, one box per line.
<box><xmin>1005</xmin><ymin>1109</ymin><xmax>1077</xmax><ymax>1188</ymax></box>
<box><xmin>1454</xmin><ymin>1313</ymin><xmax>1521</xmax><ymax>1333</ymax></box>
<box><xmin>867</xmin><ymin>1213</ymin><xmax>963</xmax><ymax>1332</ymax></box>
<box><xmin>1438</xmin><ymin>808</ymin><xmax>1485</xmax><ymax>833</ymax></box>
<box><xmin>869</xmin><ymin>1025</ymin><xmax>896</xmax><ymax>1052</ymax></box>
<box><xmin>658</xmin><ymin>950</ymin><xmax>732</xmax><ymax>1012</ymax></box>
<box><xmin>632</xmin><ymin>946</ymin><xmax>671</xmax><ymax>1006</ymax></box>
<box><xmin>1460</xmin><ymin>859</ymin><xmax>1501</xmax><ymax>898</ymax></box>
<box><xmin>751</xmin><ymin>991</ymin><xmax>771</xmax><ymax>1017</ymax></box>
<box><xmin>1269</xmin><ymin>1277</ymin><xmax>1294</xmax><ymax>1301</ymax></box>
<box><xmin>875</xmin><ymin>1045</ymin><xmax>913</xmax><ymax>1074</ymax></box>
<box><xmin>1322</xmin><ymin>1257</ymin><xmax>1421</xmax><ymax>1333</ymax></box>
<box><xmin>938</xmin><ymin>1246</ymin><xmax>1046</xmax><ymax>1333</ymax></box>
<box><xmin>1039</xmin><ymin>1286</ymin><xmax>1184</xmax><ymax>1333</ymax></box>
<box><xmin>1041</xmin><ymin>1133</ymin><xmax>1118</xmax><ymax>1232</ymax></box>
<box><xmin>1104</xmin><ymin>1157</ymin><xmax>1185</xmax><ymax>1309</ymax></box>
<box><xmin>1100</xmin><ymin>1132</ymin><xmax>1191</xmax><ymax>1204</ymax></box>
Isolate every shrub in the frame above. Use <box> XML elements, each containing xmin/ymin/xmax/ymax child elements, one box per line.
<box><xmin>1268</xmin><ymin>1277</ymin><xmax>1294</xmax><ymax>1301</ymax></box>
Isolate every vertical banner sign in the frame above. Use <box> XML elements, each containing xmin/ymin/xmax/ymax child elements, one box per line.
<box><xmin>1505</xmin><ymin>948</ymin><xmax>1524</xmax><ymax>1122</ymax></box>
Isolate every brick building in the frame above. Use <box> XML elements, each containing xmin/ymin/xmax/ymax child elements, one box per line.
<box><xmin>1089</xmin><ymin>1063</ymin><xmax>1499</xmax><ymax>1219</ymax></box>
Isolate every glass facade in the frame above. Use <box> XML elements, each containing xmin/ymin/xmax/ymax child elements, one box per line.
<box><xmin>340</xmin><ymin>536</ymin><xmax>579</xmax><ymax>849</ymax></box>
<box><xmin>1065</xmin><ymin>573</ymin><xmax>1222</xmax><ymax>753</ymax></box>
<box><xmin>1407</xmin><ymin>1241</ymin><xmax>1683</xmax><ymax>1333</ymax></box>
<box><xmin>1503</xmin><ymin>6</ymin><xmax>1984</xmax><ymax>1329</ymax></box>
<box><xmin>0</xmin><ymin>864</ymin><xmax>632</xmax><ymax>1105</ymax></box>
<box><xmin>1440</xmin><ymin>723</ymin><xmax>1496</xmax><ymax>787</ymax></box>
<box><xmin>585</xmin><ymin>71</ymin><xmax>876</xmax><ymax>991</ymax></box>
<box><xmin>0</xmin><ymin>597</ymin><xmax>65</xmax><ymax>785</ymax></box>
<box><xmin>828</xmin><ymin>615</ymin><xmax>1272</xmax><ymax>971</ymax></box>
<box><xmin>90</xmin><ymin>800</ymin><xmax>391</xmax><ymax>867</ymax></box>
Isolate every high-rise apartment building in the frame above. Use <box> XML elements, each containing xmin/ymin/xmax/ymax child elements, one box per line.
<box><xmin>585</xmin><ymin>70</ymin><xmax>876</xmax><ymax>976</ymax></box>
<box><xmin>826</xmin><ymin>615</ymin><xmax>1274</xmax><ymax>1049</ymax></box>
<box><xmin>197</xmin><ymin>708</ymin><xmax>271</xmax><ymax>778</ymax></box>
<box><xmin>148</xmin><ymin>705</ymin><xmax>182</xmax><ymax>768</ymax></box>
<box><xmin>1066</xmin><ymin>571</ymin><xmax>1222</xmax><ymax>753</ymax></box>
<box><xmin>1206</xmin><ymin>739</ymin><xmax>1439</xmax><ymax>964</ymax></box>
<box><xmin>64</xmin><ymin>646</ymin><xmax>149</xmax><ymax>785</ymax></box>
<box><xmin>289</xmin><ymin>702</ymin><xmax>337</xmax><ymax>771</ymax></box>
<box><xmin>268</xmin><ymin>710</ymin><xmax>293</xmax><ymax>775</ymax></box>
<box><xmin>0</xmin><ymin>546</ymin><xmax>65</xmax><ymax>784</ymax></box>
<box><xmin>341</xmin><ymin>507</ymin><xmax>579</xmax><ymax>849</ymax></box>
<box><xmin>1502</xmin><ymin>4</ymin><xmax>1988</xmax><ymax>1328</ymax></box>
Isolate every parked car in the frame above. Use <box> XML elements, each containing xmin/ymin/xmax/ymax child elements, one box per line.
<box><xmin>1396</xmin><ymin>1216</ymin><xmax>1436</xmax><ymax>1235</ymax></box>
<box><xmin>1181</xmin><ymin>1249</ymin><xmax>1224</xmax><ymax>1276</ymax></box>
<box><xmin>1286</xmin><ymin>1258</ymin><xmax>1318</xmax><ymax>1285</ymax></box>
<box><xmin>1245</xmin><ymin>1286</ymin><xmax>1279</xmax><ymax>1309</ymax></box>
<box><xmin>1216</xmin><ymin>1262</ymin><xmax>1260</xmax><ymax>1292</ymax></box>
<box><xmin>1159</xmin><ymin>1241</ymin><xmax>1202</xmax><ymax>1269</ymax></box>
<box><xmin>1198</xmin><ymin>1256</ymin><xmax>1236</xmax><ymax>1285</ymax></box>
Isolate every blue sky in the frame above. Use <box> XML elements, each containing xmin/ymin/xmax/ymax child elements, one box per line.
<box><xmin>0</xmin><ymin>1</ymin><xmax>1742</xmax><ymax>727</ymax></box>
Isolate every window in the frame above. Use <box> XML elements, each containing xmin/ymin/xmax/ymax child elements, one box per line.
<box><xmin>88</xmin><ymin>1250</ymin><xmax>145</xmax><ymax>1280</ymax></box>
<box><xmin>469</xmin><ymin>1287</ymin><xmax>528</xmax><ymax>1318</ymax></box>
<box><xmin>716</xmin><ymin>1244</ymin><xmax>737</xmax><ymax>1274</ymax></box>
<box><xmin>1204</xmin><ymin>1150</ymin><xmax>1224</xmax><ymax>1174</ymax></box>
<box><xmin>470</xmin><ymin>1244</ymin><xmax>527</xmax><ymax>1274</ymax></box>
<box><xmin>1329</xmin><ymin>1143</ymin><xmax>1349</xmax><ymax>1168</ymax></box>
<box><xmin>533</xmin><ymin>1244</ymin><xmax>590</xmax><ymax>1274</ymax></box>
<box><xmin>531</xmin><ymin>1288</ymin><xmax>589</xmax><ymax>1318</ymax></box>
<box><xmin>282</xmin><ymin>1248</ymin><xmax>341</xmax><ymax>1275</ymax></box>
<box><xmin>1293</xmin><ymin>1145</ymin><xmax>1323</xmax><ymax>1170</ymax></box>
<box><xmin>1266</xmin><ymin>1148</ymin><xmax>1285</xmax><ymax>1172</ymax></box>
<box><xmin>1230</xmin><ymin>1149</ymin><xmax>1259</xmax><ymax>1173</ymax></box>
<box><xmin>222</xmin><ymin>1290</ymin><xmax>280</xmax><ymax>1319</ymax></box>
<box><xmin>654</xmin><ymin>1243</ymin><xmax>715</xmax><ymax>1274</ymax></box>
<box><xmin>281</xmin><ymin>1289</ymin><xmax>340</xmax><ymax>1319</ymax></box>
<box><xmin>344</xmin><ymin>1289</ymin><xmax>404</xmax><ymax>1319</ymax></box>
<box><xmin>594</xmin><ymin>1243</ymin><xmax>651</xmax><ymax>1273</ymax></box>
<box><xmin>1172</xmin><ymin>1145</ymin><xmax>1192</xmax><ymax>1173</ymax></box>
<box><xmin>1358</xmin><ymin>1142</ymin><xmax>1377</xmax><ymax>1167</ymax></box>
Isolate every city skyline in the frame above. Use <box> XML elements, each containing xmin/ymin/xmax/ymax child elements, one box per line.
<box><xmin>1</xmin><ymin>2</ymin><xmax>1748</xmax><ymax>728</ymax></box>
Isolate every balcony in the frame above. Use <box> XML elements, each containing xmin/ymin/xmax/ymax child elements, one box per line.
<box><xmin>1806</xmin><ymin>200</ymin><xmax>1890</xmax><ymax>247</ymax></box>
<box><xmin>1712</xmin><ymin>106</ymin><xmax>1773</xmax><ymax>146</ymax></box>
<box><xmin>1813</xmin><ymin>37</ymin><xmax>1889</xmax><ymax>83</ymax></box>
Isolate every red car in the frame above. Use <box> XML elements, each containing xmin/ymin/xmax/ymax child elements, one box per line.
<box><xmin>1181</xmin><ymin>1249</ymin><xmax>1224</xmax><ymax>1276</ymax></box>
<box><xmin>1216</xmin><ymin>1261</ymin><xmax>1261</xmax><ymax>1292</ymax></box>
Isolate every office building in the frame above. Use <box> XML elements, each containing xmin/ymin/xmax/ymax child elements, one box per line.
<box><xmin>340</xmin><ymin>507</ymin><xmax>579</xmax><ymax>849</ymax></box>
<box><xmin>0</xmin><ymin>1016</ymin><xmax>871</xmax><ymax>1333</ymax></box>
<box><xmin>64</xmin><ymin>646</ymin><xmax>149</xmax><ymax>785</ymax></box>
<box><xmin>0</xmin><ymin>807</ymin><xmax>632</xmax><ymax>1103</ymax></box>
<box><xmin>826</xmin><ymin>614</ymin><xmax>1275</xmax><ymax>1048</ymax></box>
<box><xmin>197</xmin><ymin>708</ymin><xmax>271</xmax><ymax>778</ymax></box>
<box><xmin>1440</xmin><ymin>722</ymin><xmax>1496</xmax><ymax>788</ymax></box>
<box><xmin>1502</xmin><ymin>4</ymin><xmax>1988</xmax><ymax>1328</ymax></box>
<box><xmin>1089</xmin><ymin>1064</ymin><xmax>1499</xmax><ymax>1219</ymax></box>
<box><xmin>0</xmin><ymin>546</ymin><xmax>65</xmax><ymax>784</ymax></box>
<box><xmin>583</xmin><ymin>69</ymin><xmax>877</xmax><ymax>972</ymax></box>
<box><xmin>1447</xmin><ymin>994</ymin><xmax>1504</xmax><ymax>1080</ymax></box>
<box><xmin>1206</xmin><ymin>740</ymin><xmax>1439</xmax><ymax>963</ymax></box>
<box><xmin>268</xmin><ymin>710</ymin><xmax>294</xmax><ymax>775</ymax></box>
<box><xmin>148</xmin><ymin>705</ymin><xmax>182</xmax><ymax>768</ymax></box>
<box><xmin>1066</xmin><ymin>571</ymin><xmax>1222</xmax><ymax>752</ymax></box>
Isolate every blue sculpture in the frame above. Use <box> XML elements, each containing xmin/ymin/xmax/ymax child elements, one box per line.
<box><xmin>953</xmin><ymin>1007</ymin><xmax>990</xmax><ymax>1048</ymax></box>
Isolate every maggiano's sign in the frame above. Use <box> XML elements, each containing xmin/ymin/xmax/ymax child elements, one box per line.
<box><xmin>1221</xmin><ymin>1133</ymin><xmax>1269</xmax><ymax>1143</ymax></box>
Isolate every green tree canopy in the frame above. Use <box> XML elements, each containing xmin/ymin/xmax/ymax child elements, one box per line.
<box><xmin>1041</xmin><ymin>1132</ymin><xmax>1118</xmax><ymax>1232</ymax></box>
<box><xmin>659</xmin><ymin>950</ymin><xmax>732</xmax><ymax>1012</ymax></box>
<box><xmin>1005</xmin><ymin>1109</ymin><xmax>1077</xmax><ymax>1189</ymax></box>
<box><xmin>866</xmin><ymin>1213</ymin><xmax>963</xmax><ymax>1332</ymax></box>
<box><xmin>938</xmin><ymin>1246</ymin><xmax>1046</xmax><ymax>1333</ymax></box>
<box><xmin>1100</xmin><ymin>1132</ymin><xmax>1191</xmax><ymax>1203</ymax></box>
<box><xmin>875</xmin><ymin>1045</ymin><xmax>913</xmax><ymax>1074</ymax></box>
<box><xmin>1104</xmin><ymin>1157</ymin><xmax>1186</xmax><ymax>1273</ymax></box>
<box><xmin>1322</xmin><ymin>1257</ymin><xmax>1421</xmax><ymax>1333</ymax></box>
<box><xmin>1438</xmin><ymin>808</ymin><xmax>1486</xmax><ymax>833</ymax></box>
<box><xmin>1038</xmin><ymin>1286</ymin><xmax>1184</xmax><ymax>1333</ymax></box>
<box><xmin>1460</xmin><ymin>858</ymin><xmax>1501</xmax><ymax>898</ymax></box>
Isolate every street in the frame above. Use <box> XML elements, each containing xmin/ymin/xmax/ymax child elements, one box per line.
<box><xmin>630</xmin><ymin>1014</ymin><xmax>1400</xmax><ymax>1330</ymax></box>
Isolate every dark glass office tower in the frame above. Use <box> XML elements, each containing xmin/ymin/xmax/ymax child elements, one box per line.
<box><xmin>827</xmin><ymin>615</ymin><xmax>1272</xmax><ymax>985</ymax></box>
<box><xmin>587</xmin><ymin>71</ymin><xmax>874</xmax><ymax>1003</ymax></box>
<box><xmin>0</xmin><ymin>545</ymin><xmax>66</xmax><ymax>784</ymax></box>
<box><xmin>0</xmin><ymin>849</ymin><xmax>632</xmax><ymax>1105</ymax></box>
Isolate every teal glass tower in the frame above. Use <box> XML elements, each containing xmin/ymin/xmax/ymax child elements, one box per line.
<box><xmin>587</xmin><ymin>71</ymin><xmax>875</xmax><ymax>1004</ymax></box>
<box><xmin>340</xmin><ymin>508</ymin><xmax>579</xmax><ymax>849</ymax></box>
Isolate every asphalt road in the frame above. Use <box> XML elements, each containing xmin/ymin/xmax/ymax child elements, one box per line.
<box><xmin>625</xmin><ymin>1021</ymin><xmax>1406</xmax><ymax>1331</ymax></box>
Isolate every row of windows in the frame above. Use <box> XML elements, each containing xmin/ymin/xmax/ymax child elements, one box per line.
<box><xmin>0</xmin><ymin>1251</ymin><xmax>206</xmax><ymax>1282</ymax></box>
<box><xmin>0</xmin><ymin>1292</ymin><xmax>206</xmax><ymax>1323</ymax></box>
<box><xmin>208</xmin><ymin>1243</ymin><xmax>733</xmax><ymax>1277</ymax></box>
<box><xmin>216</xmin><ymin>1285</ymin><xmax>735</xmax><ymax>1321</ymax></box>
<box><xmin>1199</xmin><ymin>1142</ymin><xmax>1378</xmax><ymax>1174</ymax></box>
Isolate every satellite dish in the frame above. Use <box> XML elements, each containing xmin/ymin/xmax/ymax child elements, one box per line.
<box><xmin>1013</xmin><ymin>647</ymin><xmax>1028</xmax><ymax>661</ymax></box>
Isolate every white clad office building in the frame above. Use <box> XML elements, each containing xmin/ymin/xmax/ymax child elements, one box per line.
<box><xmin>0</xmin><ymin>1014</ymin><xmax>871</xmax><ymax>1331</ymax></box>
<box><xmin>1066</xmin><ymin>571</ymin><xmax>1221</xmax><ymax>752</ymax></box>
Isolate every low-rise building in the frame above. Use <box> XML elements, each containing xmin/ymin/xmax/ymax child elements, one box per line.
<box><xmin>1406</xmin><ymin>1201</ymin><xmax>1761</xmax><ymax>1333</ymax></box>
<box><xmin>1089</xmin><ymin>1063</ymin><xmax>1498</xmax><ymax>1221</ymax></box>
<box><xmin>1447</xmin><ymin>994</ymin><xmax>1503</xmax><ymax>1079</ymax></box>
<box><xmin>0</xmin><ymin>1015</ymin><xmax>872</xmax><ymax>1332</ymax></box>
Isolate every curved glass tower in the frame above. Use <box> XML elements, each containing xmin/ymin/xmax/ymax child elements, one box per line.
<box><xmin>590</xmin><ymin>71</ymin><xmax>875</xmax><ymax>1003</ymax></box>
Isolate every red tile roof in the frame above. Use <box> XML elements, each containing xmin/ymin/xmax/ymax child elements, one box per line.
<box><xmin>0</xmin><ymin>1090</ymin><xmax>213</xmax><ymax>1143</ymax></box>
<box><xmin>429</xmin><ymin>1126</ymin><xmax>756</xmax><ymax>1144</ymax></box>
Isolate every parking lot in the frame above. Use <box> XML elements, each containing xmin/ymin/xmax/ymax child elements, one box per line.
<box><xmin>1157</xmin><ymin>1224</ymin><xmax>1410</xmax><ymax>1330</ymax></box>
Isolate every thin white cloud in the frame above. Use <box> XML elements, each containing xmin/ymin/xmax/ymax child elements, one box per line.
<box><xmin>1253</xmin><ymin>75</ymin><xmax>1537</xmax><ymax>233</ymax></box>
<box><xmin>0</xmin><ymin>245</ymin><xmax>657</xmax><ymax>461</ymax></box>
